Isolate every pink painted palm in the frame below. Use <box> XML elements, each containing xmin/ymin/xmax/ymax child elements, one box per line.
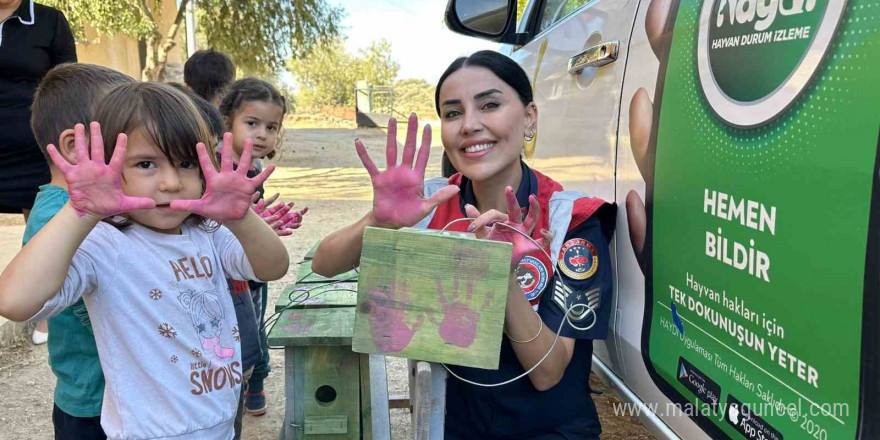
<box><xmin>171</xmin><ymin>133</ymin><xmax>274</xmax><ymax>221</ymax></box>
<box><xmin>47</xmin><ymin>122</ymin><xmax>155</xmax><ymax>217</ymax></box>
<box><xmin>253</xmin><ymin>199</ymin><xmax>309</xmax><ymax>236</ymax></box>
<box><xmin>466</xmin><ymin>187</ymin><xmax>545</xmax><ymax>269</ymax></box>
<box><xmin>356</xmin><ymin>113</ymin><xmax>459</xmax><ymax>229</ymax></box>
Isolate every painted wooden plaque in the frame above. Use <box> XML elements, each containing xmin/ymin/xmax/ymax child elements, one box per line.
<box><xmin>352</xmin><ymin>227</ymin><xmax>512</xmax><ymax>369</ymax></box>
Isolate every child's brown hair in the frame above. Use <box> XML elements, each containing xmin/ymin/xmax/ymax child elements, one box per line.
<box><xmin>93</xmin><ymin>82</ymin><xmax>219</xmax><ymax>229</ymax></box>
<box><xmin>219</xmin><ymin>77</ymin><xmax>288</xmax><ymax>159</ymax></box>
<box><xmin>30</xmin><ymin>63</ymin><xmax>135</xmax><ymax>158</ymax></box>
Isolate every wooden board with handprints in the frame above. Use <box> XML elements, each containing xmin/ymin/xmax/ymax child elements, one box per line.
<box><xmin>353</xmin><ymin>227</ymin><xmax>512</xmax><ymax>369</ymax></box>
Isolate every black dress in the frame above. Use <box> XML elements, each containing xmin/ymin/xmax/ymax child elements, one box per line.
<box><xmin>0</xmin><ymin>0</ymin><xmax>76</xmax><ymax>212</ymax></box>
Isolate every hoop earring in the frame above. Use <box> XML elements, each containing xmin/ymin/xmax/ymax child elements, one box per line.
<box><xmin>524</xmin><ymin>128</ymin><xmax>537</xmax><ymax>158</ymax></box>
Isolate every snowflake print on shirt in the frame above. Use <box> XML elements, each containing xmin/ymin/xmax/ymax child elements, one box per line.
<box><xmin>158</xmin><ymin>323</ymin><xmax>177</xmax><ymax>338</ymax></box>
<box><xmin>149</xmin><ymin>289</ymin><xmax>163</xmax><ymax>300</ymax></box>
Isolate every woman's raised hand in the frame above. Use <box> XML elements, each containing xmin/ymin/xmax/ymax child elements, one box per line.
<box><xmin>47</xmin><ymin>122</ymin><xmax>155</xmax><ymax>218</ymax></box>
<box><xmin>171</xmin><ymin>132</ymin><xmax>274</xmax><ymax>221</ymax></box>
<box><xmin>465</xmin><ymin>187</ymin><xmax>546</xmax><ymax>269</ymax></box>
<box><xmin>356</xmin><ymin>113</ymin><xmax>459</xmax><ymax>229</ymax></box>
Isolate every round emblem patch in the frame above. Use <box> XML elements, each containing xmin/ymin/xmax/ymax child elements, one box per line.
<box><xmin>558</xmin><ymin>238</ymin><xmax>598</xmax><ymax>280</ymax></box>
<box><xmin>515</xmin><ymin>256</ymin><xmax>548</xmax><ymax>301</ymax></box>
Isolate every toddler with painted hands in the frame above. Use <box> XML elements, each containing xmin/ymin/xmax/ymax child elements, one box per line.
<box><xmin>0</xmin><ymin>83</ymin><xmax>289</xmax><ymax>440</ymax></box>
<box><xmin>220</xmin><ymin>77</ymin><xmax>307</xmax><ymax>237</ymax></box>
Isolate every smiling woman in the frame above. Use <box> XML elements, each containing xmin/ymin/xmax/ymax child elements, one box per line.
<box><xmin>312</xmin><ymin>50</ymin><xmax>617</xmax><ymax>439</ymax></box>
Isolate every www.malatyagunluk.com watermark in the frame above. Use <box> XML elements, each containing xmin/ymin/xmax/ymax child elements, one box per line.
<box><xmin>612</xmin><ymin>398</ymin><xmax>850</xmax><ymax>421</ymax></box>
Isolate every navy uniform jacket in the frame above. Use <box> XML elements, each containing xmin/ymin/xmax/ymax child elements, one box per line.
<box><xmin>416</xmin><ymin>162</ymin><xmax>617</xmax><ymax>439</ymax></box>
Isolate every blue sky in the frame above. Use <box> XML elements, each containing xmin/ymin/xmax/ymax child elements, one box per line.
<box><xmin>328</xmin><ymin>0</ymin><xmax>498</xmax><ymax>84</ymax></box>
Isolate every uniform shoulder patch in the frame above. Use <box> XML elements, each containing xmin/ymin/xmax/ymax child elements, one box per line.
<box><xmin>515</xmin><ymin>256</ymin><xmax>548</xmax><ymax>301</ymax></box>
<box><xmin>557</xmin><ymin>238</ymin><xmax>598</xmax><ymax>280</ymax></box>
<box><xmin>552</xmin><ymin>278</ymin><xmax>601</xmax><ymax>324</ymax></box>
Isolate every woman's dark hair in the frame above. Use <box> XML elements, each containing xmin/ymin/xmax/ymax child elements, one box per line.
<box><xmin>94</xmin><ymin>82</ymin><xmax>219</xmax><ymax>231</ymax></box>
<box><xmin>435</xmin><ymin>51</ymin><xmax>534</xmax><ymax>177</ymax></box>
<box><xmin>219</xmin><ymin>77</ymin><xmax>288</xmax><ymax>159</ymax></box>
<box><xmin>434</xmin><ymin>50</ymin><xmax>534</xmax><ymax>118</ymax></box>
<box><xmin>184</xmin><ymin>48</ymin><xmax>235</xmax><ymax>103</ymax></box>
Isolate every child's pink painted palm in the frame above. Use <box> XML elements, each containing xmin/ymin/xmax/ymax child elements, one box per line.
<box><xmin>431</xmin><ymin>278</ymin><xmax>493</xmax><ymax>348</ymax></box>
<box><xmin>363</xmin><ymin>282</ymin><xmax>424</xmax><ymax>353</ymax></box>
<box><xmin>47</xmin><ymin>123</ymin><xmax>155</xmax><ymax>217</ymax></box>
<box><xmin>171</xmin><ymin>134</ymin><xmax>274</xmax><ymax>221</ymax></box>
<box><xmin>356</xmin><ymin>114</ymin><xmax>459</xmax><ymax>229</ymax></box>
<box><xmin>253</xmin><ymin>200</ymin><xmax>308</xmax><ymax>236</ymax></box>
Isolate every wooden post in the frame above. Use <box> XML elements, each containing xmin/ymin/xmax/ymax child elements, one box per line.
<box><xmin>410</xmin><ymin>361</ymin><xmax>433</xmax><ymax>440</ymax></box>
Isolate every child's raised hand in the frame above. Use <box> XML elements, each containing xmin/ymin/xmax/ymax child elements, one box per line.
<box><xmin>465</xmin><ymin>187</ymin><xmax>545</xmax><ymax>269</ymax></box>
<box><xmin>252</xmin><ymin>198</ymin><xmax>308</xmax><ymax>236</ymax></box>
<box><xmin>357</xmin><ymin>113</ymin><xmax>459</xmax><ymax>229</ymax></box>
<box><xmin>171</xmin><ymin>133</ymin><xmax>274</xmax><ymax>221</ymax></box>
<box><xmin>47</xmin><ymin>122</ymin><xmax>156</xmax><ymax>218</ymax></box>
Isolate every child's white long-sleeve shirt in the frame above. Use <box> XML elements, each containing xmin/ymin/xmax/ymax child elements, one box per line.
<box><xmin>32</xmin><ymin>221</ymin><xmax>259</xmax><ymax>440</ymax></box>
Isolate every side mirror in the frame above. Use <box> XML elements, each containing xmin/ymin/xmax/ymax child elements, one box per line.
<box><xmin>445</xmin><ymin>0</ymin><xmax>522</xmax><ymax>44</ymax></box>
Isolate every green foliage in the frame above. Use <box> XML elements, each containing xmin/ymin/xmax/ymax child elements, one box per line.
<box><xmin>291</xmin><ymin>39</ymin><xmax>400</xmax><ymax>111</ymax></box>
<box><xmin>41</xmin><ymin>0</ymin><xmax>155</xmax><ymax>40</ymax></box>
<box><xmin>392</xmin><ymin>79</ymin><xmax>437</xmax><ymax>120</ymax></box>
<box><xmin>197</xmin><ymin>0</ymin><xmax>343</xmax><ymax>77</ymax></box>
<box><xmin>516</xmin><ymin>0</ymin><xmax>528</xmax><ymax>25</ymax></box>
<box><xmin>43</xmin><ymin>0</ymin><xmax>342</xmax><ymax>79</ymax></box>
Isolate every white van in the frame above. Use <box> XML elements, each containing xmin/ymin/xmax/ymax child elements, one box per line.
<box><xmin>445</xmin><ymin>0</ymin><xmax>878</xmax><ymax>439</ymax></box>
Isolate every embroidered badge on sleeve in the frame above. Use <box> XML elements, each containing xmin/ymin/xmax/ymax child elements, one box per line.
<box><xmin>552</xmin><ymin>278</ymin><xmax>602</xmax><ymax>324</ymax></box>
<box><xmin>516</xmin><ymin>256</ymin><xmax>549</xmax><ymax>301</ymax></box>
<box><xmin>557</xmin><ymin>238</ymin><xmax>599</xmax><ymax>280</ymax></box>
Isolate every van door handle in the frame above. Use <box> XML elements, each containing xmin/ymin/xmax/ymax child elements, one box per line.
<box><xmin>568</xmin><ymin>41</ymin><xmax>619</xmax><ymax>74</ymax></box>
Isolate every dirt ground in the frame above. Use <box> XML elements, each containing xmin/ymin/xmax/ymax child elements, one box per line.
<box><xmin>0</xmin><ymin>126</ymin><xmax>654</xmax><ymax>439</ymax></box>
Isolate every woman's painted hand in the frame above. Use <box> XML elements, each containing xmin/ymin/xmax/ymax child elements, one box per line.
<box><xmin>356</xmin><ymin>113</ymin><xmax>459</xmax><ymax>229</ymax></box>
<box><xmin>465</xmin><ymin>186</ymin><xmax>545</xmax><ymax>269</ymax></box>
<box><xmin>171</xmin><ymin>133</ymin><xmax>273</xmax><ymax>221</ymax></box>
<box><xmin>47</xmin><ymin>122</ymin><xmax>155</xmax><ymax>218</ymax></box>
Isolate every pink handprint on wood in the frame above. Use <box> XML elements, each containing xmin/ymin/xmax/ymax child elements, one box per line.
<box><xmin>361</xmin><ymin>283</ymin><xmax>424</xmax><ymax>352</ymax></box>
<box><xmin>431</xmin><ymin>277</ymin><xmax>493</xmax><ymax>348</ymax></box>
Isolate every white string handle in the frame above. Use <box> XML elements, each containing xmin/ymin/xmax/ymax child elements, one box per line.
<box><xmin>439</xmin><ymin>217</ymin><xmax>553</xmax><ymax>263</ymax></box>
<box><xmin>441</xmin><ymin>302</ymin><xmax>596</xmax><ymax>388</ymax></box>
<box><xmin>437</xmin><ymin>217</ymin><xmax>598</xmax><ymax>387</ymax></box>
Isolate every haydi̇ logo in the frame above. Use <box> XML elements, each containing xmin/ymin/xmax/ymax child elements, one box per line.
<box><xmin>696</xmin><ymin>0</ymin><xmax>847</xmax><ymax>127</ymax></box>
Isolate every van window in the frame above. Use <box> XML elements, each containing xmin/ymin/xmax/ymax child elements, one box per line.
<box><xmin>539</xmin><ymin>0</ymin><xmax>590</xmax><ymax>32</ymax></box>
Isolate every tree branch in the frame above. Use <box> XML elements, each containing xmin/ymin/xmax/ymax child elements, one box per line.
<box><xmin>139</xmin><ymin>0</ymin><xmax>155</xmax><ymax>23</ymax></box>
<box><xmin>159</xmin><ymin>0</ymin><xmax>190</xmax><ymax>57</ymax></box>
